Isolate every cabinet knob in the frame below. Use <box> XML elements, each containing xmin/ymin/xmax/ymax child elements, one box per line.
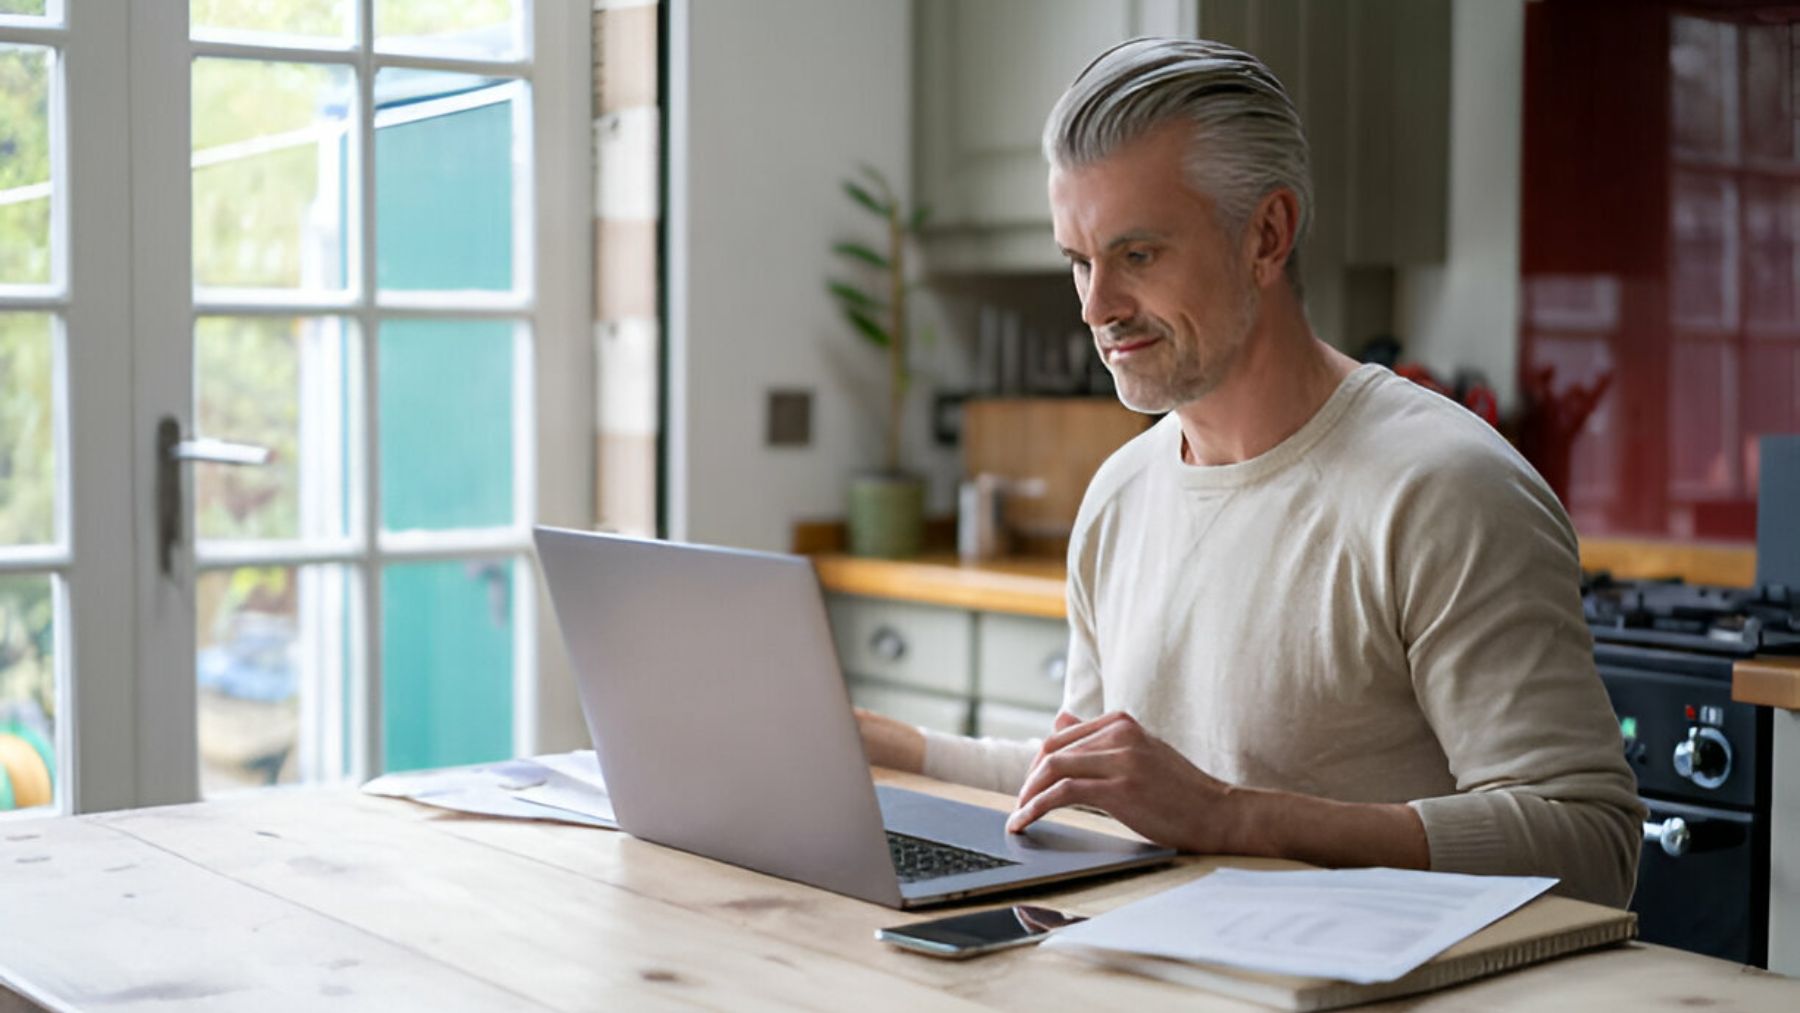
<box><xmin>869</xmin><ymin>626</ymin><xmax>907</xmax><ymax>663</ymax></box>
<box><xmin>1041</xmin><ymin>651</ymin><xmax>1067</xmax><ymax>685</ymax></box>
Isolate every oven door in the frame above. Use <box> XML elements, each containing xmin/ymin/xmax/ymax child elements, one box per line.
<box><xmin>1633</xmin><ymin>797</ymin><xmax>1767</xmax><ymax>966</ymax></box>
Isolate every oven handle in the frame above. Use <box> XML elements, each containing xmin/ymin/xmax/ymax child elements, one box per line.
<box><xmin>1643</xmin><ymin>817</ymin><xmax>1690</xmax><ymax>857</ymax></box>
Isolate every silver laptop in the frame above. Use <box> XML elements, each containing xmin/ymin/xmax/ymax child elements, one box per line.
<box><xmin>533</xmin><ymin>526</ymin><xmax>1173</xmax><ymax>908</ymax></box>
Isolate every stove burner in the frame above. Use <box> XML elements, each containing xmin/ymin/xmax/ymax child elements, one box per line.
<box><xmin>1580</xmin><ymin>573</ymin><xmax>1800</xmax><ymax>656</ymax></box>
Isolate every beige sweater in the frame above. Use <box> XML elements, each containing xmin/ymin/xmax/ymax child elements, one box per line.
<box><xmin>923</xmin><ymin>365</ymin><xmax>1644</xmax><ymax>907</ymax></box>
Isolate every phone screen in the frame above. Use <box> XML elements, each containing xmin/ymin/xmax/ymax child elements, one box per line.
<box><xmin>877</xmin><ymin>905</ymin><xmax>1087</xmax><ymax>957</ymax></box>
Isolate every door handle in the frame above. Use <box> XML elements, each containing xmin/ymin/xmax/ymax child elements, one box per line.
<box><xmin>156</xmin><ymin>415</ymin><xmax>271</xmax><ymax>576</ymax></box>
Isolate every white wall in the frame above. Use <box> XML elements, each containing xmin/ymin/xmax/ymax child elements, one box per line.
<box><xmin>1394</xmin><ymin>0</ymin><xmax>1525</xmax><ymax>410</ymax></box>
<box><xmin>668</xmin><ymin>0</ymin><xmax>957</xmax><ymax>551</ymax></box>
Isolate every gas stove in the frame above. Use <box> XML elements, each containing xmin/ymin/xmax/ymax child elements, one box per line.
<box><xmin>1579</xmin><ymin>572</ymin><xmax>1776</xmax><ymax>967</ymax></box>
<box><xmin>1581</xmin><ymin>573</ymin><xmax>1800</xmax><ymax>658</ymax></box>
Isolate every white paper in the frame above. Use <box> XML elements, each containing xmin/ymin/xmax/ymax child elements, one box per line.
<box><xmin>1043</xmin><ymin>867</ymin><xmax>1557</xmax><ymax>985</ymax></box>
<box><xmin>362</xmin><ymin>751</ymin><xmax>616</xmax><ymax>829</ymax></box>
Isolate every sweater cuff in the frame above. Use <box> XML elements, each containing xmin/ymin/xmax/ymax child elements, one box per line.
<box><xmin>920</xmin><ymin>727</ymin><xmax>1040</xmax><ymax>796</ymax></box>
<box><xmin>1410</xmin><ymin>793</ymin><xmax>1512</xmax><ymax>876</ymax></box>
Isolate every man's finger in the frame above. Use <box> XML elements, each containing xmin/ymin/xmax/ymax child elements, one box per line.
<box><xmin>1052</xmin><ymin>709</ymin><xmax>1082</xmax><ymax>732</ymax></box>
<box><xmin>1015</xmin><ymin>747</ymin><xmax>1122</xmax><ymax>807</ymax></box>
<box><xmin>1037</xmin><ymin>710</ymin><xmax>1132</xmax><ymax>759</ymax></box>
<box><xmin>1007</xmin><ymin>775</ymin><xmax>1111</xmax><ymax>834</ymax></box>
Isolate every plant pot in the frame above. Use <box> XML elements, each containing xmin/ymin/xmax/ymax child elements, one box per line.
<box><xmin>847</xmin><ymin>472</ymin><xmax>925</xmax><ymax>559</ymax></box>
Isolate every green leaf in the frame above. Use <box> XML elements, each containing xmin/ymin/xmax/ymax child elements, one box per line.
<box><xmin>906</xmin><ymin>204</ymin><xmax>932</xmax><ymax>232</ymax></box>
<box><xmin>843</xmin><ymin>180</ymin><xmax>889</xmax><ymax>217</ymax></box>
<box><xmin>827</xmin><ymin>281</ymin><xmax>883</xmax><ymax>310</ymax></box>
<box><xmin>856</xmin><ymin>162</ymin><xmax>894</xmax><ymax>203</ymax></box>
<box><xmin>833</xmin><ymin>241</ymin><xmax>890</xmax><ymax>270</ymax></box>
<box><xmin>844</xmin><ymin>307</ymin><xmax>892</xmax><ymax>347</ymax></box>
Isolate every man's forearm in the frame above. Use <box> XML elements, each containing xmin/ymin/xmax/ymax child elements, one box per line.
<box><xmin>1221</xmin><ymin>787</ymin><xmax>1431</xmax><ymax>870</ymax></box>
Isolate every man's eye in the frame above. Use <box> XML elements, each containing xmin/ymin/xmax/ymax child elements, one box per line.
<box><xmin>1125</xmin><ymin>248</ymin><xmax>1154</xmax><ymax>266</ymax></box>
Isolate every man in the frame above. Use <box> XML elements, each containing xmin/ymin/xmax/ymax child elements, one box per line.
<box><xmin>858</xmin><ymin>38</ymin><xmax>1643</xmax><ymax>907</ymax></box>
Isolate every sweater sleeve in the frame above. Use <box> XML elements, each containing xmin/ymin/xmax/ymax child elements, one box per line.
<box><xmin>919</xmin><ymin>728</ymin><xmax>1040</xmax><ymax>795</ymax></box>
<box><xmin>1392</xmin><ymin>447</ymin><xmax>1645</xmax><ymax>908</ymax></box>
<box><xmin>919</xmin><ymin>524</ymin><xmax>1109</xmax><ymax>796</ymax></box>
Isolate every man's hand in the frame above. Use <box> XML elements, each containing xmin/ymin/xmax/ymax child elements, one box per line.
<box><xmin>1007</xmin><ymin>710</ymin><xmax>1229</xmax><ymax>850</ymax></box>
<box><xmin>854</xmin><ymin>707</ymin><xmax>925</xmax><ymax>773</ymax></box>
<box><xmin>1008</xmin><ymin>710</ymin><xmax>1431</xmax><ymax>870</ymax></box>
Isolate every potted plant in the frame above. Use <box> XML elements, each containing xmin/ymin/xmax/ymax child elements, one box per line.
<box><xmin>828</xmin><ymin>165</ymin><xmax>930</xmax><ymax>558</ymax></box>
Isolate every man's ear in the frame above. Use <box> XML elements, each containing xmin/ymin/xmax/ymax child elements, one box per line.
<box><xmin>1246</xmin><ymin>188</ymin><xmax>1299</xmax><ymax>289</ymax></box>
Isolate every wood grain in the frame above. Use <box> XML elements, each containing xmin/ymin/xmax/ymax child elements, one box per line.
<box><xmin>2</xmin><ymin>771</ymin><xmax>1795</xmax><ymax>1011</ymax></box>
<box><xmin>1578</xmin><ymin>538</ymin><xmax>1756</xmax><ymax>587</ymax></box>
<box><xmin>811</xmin><ymin>536</ymin><xmax>1759</xmax><ymax>622</ymax></box>
<box><xmin>812</xmin><ymin>553</ymin><xmax>1067</xmax><ymax>618</ymax></box>
<box><xmin>1735</xmin><ymin>656</ymin><xmax>1800</xmax><ymax>711</ymax></box>
<box><xmin>962</xmin><ymin>398</ymin><xmax>1153</xmax><ymax>537</ymax></box>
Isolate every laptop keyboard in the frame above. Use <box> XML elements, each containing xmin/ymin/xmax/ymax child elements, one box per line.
<box><xmin>885</xmin><ymin>831</ymin><xmax>1018</xmax><ymax>884</ymax></box>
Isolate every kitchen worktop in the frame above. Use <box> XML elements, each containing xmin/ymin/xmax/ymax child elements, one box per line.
<box><xmin>4</xmin><ymin>771</ymin><xmax>1796</xmax><ymax>1010</ymax></box>
<box><xmin>811</xmin><ymin>552</ymin><xmax>1067</xmax><ymax>618</ymax></box>
<box><xmin>813</xmin><ymin>538</ymin><xmax>1758</xmax><ymax>620</ymax></box>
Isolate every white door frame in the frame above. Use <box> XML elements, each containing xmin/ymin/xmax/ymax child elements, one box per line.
<box><xmin>10</xmin><ymin>1</ymin><xmax>593</xmax><ymax>815</ymax></box>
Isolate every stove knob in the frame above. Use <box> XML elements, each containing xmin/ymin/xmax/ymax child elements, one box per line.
<box><xmin>1672</xmin><ymin>726</ymin><xmax>1733</xmax><ymax>789</ymax></box>
<box><xmin>1642</xmin><ymin>817</ymin><xmax>1690</xmax><ymax>857</ymax></box>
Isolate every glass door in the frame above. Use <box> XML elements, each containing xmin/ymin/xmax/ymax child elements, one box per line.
<box><xmin>0</xmin><ymin>0</ymin><xmax>589</xmax><ymax>816</ymax></box>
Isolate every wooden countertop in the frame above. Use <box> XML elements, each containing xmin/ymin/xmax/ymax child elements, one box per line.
<box><xmin>1735</xmin><ymin>656</ymin><xmax>1800</xmax><ymax>710</ymax></box>
<box><xmin>3</xmin><ymin>771</ymin><xmax>1795</xmax><ymax>1010</ymax></box>
<box><xmin>814</xmin><ymin>542</ymin><xmax>1799</xmax><ymax>710</ymax></box>
<box><xmin>812</xmin><ymin>538</ymin><xmax>1757</xmax><ymax>620</ymax></box>
<box><xmin>812</xmin><ymin>552</ymin><xmax>1067</xmax><ymax>618</ymax></box>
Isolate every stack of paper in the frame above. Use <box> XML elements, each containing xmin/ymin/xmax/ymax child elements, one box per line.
<box><xmin>362</xmin><ymin>749</ymin><xmax>617</xmax><ymax>828</ymax></box>
<box><xmin>1044</xmin><ymin>868</ymin><xmax>1635</xmax><ymax>1011</ymax></box>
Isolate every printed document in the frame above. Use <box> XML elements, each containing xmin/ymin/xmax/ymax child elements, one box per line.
<box><xmin>362</xmin><ymin>749</ymin><xmax>616</xmax><ymax>828</ymax></box>
<box><xmin>1043</xmin><ymin>867</ymin><xmax>1556</xmax><ymax>984</ymax></box>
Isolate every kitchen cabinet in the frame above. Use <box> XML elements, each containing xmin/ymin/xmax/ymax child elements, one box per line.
<box><xmin>827</xmin><ymin>593</ymin><xmax>1066</xmax><ymax>738</ymax></box>
<box><xmin>914</xmin><ymin>0</ymin><xmax>1198</xmax><ymax>273</ymax></box>
<box><xmin>913</xmin><ymin>0</ymin><xmax>1450</xmax><ymax>275</ymax></box>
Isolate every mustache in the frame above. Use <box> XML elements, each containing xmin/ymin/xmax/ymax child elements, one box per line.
<box><xmin>1095</xmin><ymin>319</ymin><xmax>1168</xmax><ymax>348</ymax></box>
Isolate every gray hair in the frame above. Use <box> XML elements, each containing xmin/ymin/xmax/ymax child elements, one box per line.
<box><xmin>1043</xmin><ymin>38</ymin><xmax>1312</xmax><ymax>283</ymax></box>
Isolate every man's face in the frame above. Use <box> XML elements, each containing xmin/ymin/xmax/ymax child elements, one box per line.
<box><xmin>1049</xmin><ymin>122</ymin><xmax>1259</xmax><ymax>414</ymax></box>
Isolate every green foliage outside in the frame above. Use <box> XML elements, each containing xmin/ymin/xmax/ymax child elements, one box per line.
<box><xmin>0</xmin><ymin>0</ymin><xmax>527</xmax><ymax>776</ymax></box>
<box><xmin>0</xmin><ymin>43</ymin><xmax>53</xmax><ymax>737</ymax></box>
<box><xmin>189</xmin><ymin>0</ymin><xmax>518</xmax><ymax>47</ymax></box>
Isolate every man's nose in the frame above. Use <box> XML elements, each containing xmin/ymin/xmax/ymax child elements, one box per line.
<box><xmin>1080</xmin><ymin>264</ymin><xmax>1134</xmax><ymax>330</ymax></box>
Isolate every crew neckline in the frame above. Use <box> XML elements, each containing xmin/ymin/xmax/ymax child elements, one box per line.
<box><xmin>1161</xmin><ymin>363</ymin><xmax>1385</xmax><ymax>491</ymax></box>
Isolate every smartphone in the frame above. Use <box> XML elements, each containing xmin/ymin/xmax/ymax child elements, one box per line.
<box><xmin>875</xmin><ymin>905</ymin><xmax>1088</xmax><ymax>959</ymax></box>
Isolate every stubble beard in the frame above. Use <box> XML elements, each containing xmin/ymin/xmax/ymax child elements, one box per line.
<box><xmin>1105</xmin><ymin>284</ymin><xmax>1260</xmax><ymax>415</ymax></box>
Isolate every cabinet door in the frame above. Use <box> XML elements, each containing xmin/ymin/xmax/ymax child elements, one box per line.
<box><xmin>976</xmin><ymin>700</ymin><xmax>1060</xmax><ymax>741</ymax></box>
<box><xmin>826</xmin><ymin>595</ymin><xmax>973</xmax><ymax>696</ymax></box>
<box><xmin>977</xmin><ymin>612</ymin><xmax>1069</xmax><ymax>710</ymax></box>
<box><xmin>849</xmin><ymin>680</ymin><xmax>972</xmax><ymax>737</ymax></box>
<box><xmin>915</xmin><ymin>0</ymin><xmax>1198</xmax><ymax>271</ymax></box>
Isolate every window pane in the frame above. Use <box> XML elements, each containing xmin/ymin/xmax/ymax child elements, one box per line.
<box><xmin>198</xmin><ymin>564</ymin><xmax>351</xmax><ymax>795</ymax></box>
<box><xmin>0</xmin><ymin>2</ymin><xmax>48</xmax><ymax>17</ymax></box>
<box><xmin>0</xmin><ymin>573</ymin><xmax>56</xmax><ymax>814</ymax></box>
<box><xmin>195</xmin><ymin>316</ymin><xmax>355</xmax><ymax>542</ymax></box>
<box><xmin>378</xmin><ymin>318</ymin><xmax>515</xmax><ymax>532</ymax></box>
<box><xmin>0</xmin><ymin>313</ymin><xmax>56</xmax><ymax>547</ymax></box>
<box><xmin>0</xmin><ymin>46</ymin><xmax>52</xmax><ymax>286</ymax></box>
<box><xmin>376</xmin><ymin>0</ymin><xmax>525</xmax><ymax>61</ymax></box>
<box><xmin>382</xmin><ymin>557</ymin><xmax>513</xmax><ymax>772</ymax></box>
<box><xmin>375</xmin><ymin>70</ymin><xmax>520</xmax><ymax>292</ymax></box>
<box><xmin>193</xmin><ymin>59</ymin><xmax>352</xmax><ymax>292</ymax></box>
<box><xmin>190</xmin><ymin>0</ymin><xmax>352</xmax><ymax>46</ymax></box>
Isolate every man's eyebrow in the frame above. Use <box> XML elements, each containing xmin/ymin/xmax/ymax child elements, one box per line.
<box><xmin>1104</xmin><ymin>229</ymin><xmax>1168</xmax><ymax>250</ymax></box>
<box><xmin>1057</xmin><ymin>229</ymin><xmax>1167</xmax><ymax>261</ymax></box>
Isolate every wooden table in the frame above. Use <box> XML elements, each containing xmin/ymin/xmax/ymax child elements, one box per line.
<box><xmin>1</xmin><ymin>771</ymin><xmax>1794</xmax><ymax>1012</ymax></box>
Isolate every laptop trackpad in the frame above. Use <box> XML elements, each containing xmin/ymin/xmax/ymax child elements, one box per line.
<box><xmin>875</xmin><ymin>785</ymin><xmax>1145</xmax><ymax>858</ymax></box>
